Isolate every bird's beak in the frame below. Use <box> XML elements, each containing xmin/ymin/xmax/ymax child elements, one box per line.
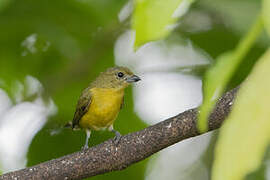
<box><xmin>126</xmin><ymin>75</ymin><xmax>141</xmax><ymax>83</ymax></box>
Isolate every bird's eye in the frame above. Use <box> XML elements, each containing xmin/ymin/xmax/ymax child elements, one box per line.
<box><xmin>117</xmin><ymin>72</ymin><xmax>124</xmax><ymax>78</ymax></box>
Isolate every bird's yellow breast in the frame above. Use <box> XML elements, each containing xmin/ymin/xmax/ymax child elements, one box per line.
<box><xmin>79</xmin><ymin>88</ymin><xmax>124</xmax><ymax>130</ymax></box>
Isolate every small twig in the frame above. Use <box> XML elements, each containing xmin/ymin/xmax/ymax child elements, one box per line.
<box><xmin>0</xmin><ymin>87</ymin><xmax>238</xmax><ymax>180</ymax></box>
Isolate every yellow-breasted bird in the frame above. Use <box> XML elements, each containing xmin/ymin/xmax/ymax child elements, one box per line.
<box><xmin>71</xmin><ymin>66</ymin><xmax>141</xmax><ymax>149</ymax></box>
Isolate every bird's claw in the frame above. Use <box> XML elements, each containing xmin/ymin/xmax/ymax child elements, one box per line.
<box><xmin>81</xmin><ymin>145</ymin><xmax>89</xmax><ymax>150</ymax></box>
<box><xmin>113</xmin><ymin>134</ymin><xmax>121</xmax><ymax>145</ymax></box>
<box><xmin>109</xmin><ymin>126</ymin><xmax>121</xmax><ymax>145</ymax></box>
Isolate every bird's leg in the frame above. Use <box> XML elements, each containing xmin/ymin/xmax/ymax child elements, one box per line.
<box><xmin>109</xmin><ymin>125</ymin><xmax>121</xmax><ymax>144</ymax></box>
<box><xmin>82</xmin><ymin>129</ymin><xmax>91</xmax><ymax>150</ymax></box>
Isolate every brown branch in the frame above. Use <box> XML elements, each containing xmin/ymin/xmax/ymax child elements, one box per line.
<box><xmin>0</xmin><ymin>87</ymin><xmax>239</xmax><ymax>180</ymax></box>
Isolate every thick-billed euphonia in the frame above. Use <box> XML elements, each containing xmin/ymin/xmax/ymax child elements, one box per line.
<box><xmin>71</xmin><ymin>66</ymin><xmax>141</xmax><ymax>149</ymax></box>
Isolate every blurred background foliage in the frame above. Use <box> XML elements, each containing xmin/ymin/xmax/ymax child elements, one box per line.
<box><xmin>0</xmin><ymin>0</ymin><xmax>269</xmax><ymax>179</ymax></box>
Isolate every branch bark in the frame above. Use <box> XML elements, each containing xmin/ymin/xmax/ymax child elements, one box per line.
<box><xmin>0</xmin><ymin>87</ymin><xmax>238</xmax><ymax>180</ymax></box>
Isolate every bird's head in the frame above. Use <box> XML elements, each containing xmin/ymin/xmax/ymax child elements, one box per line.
<box><xmin>91</xmin><ymin>66</ymin><xmax>141</xmax><ymax>89</ymax></box>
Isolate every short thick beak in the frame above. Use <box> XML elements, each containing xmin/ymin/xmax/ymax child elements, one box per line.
<box><xmin>126</xmin><ymin>75</ymin><xmax>141</xmax><ymax>83</ymax></box>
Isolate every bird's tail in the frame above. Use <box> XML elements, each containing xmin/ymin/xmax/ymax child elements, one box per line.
<box><xmin>64</xmin><ymin>121</ymin><xmax>80</xmax><ymax>130</ymax></box>
<box><xmin>45</xmin><ymin>121</ymin><xmax>76</xmax><ymax>136</ymax></box>
<box><xmin>64</xmin><ymin>121</ymin><xmax>73</xmax><ymax>128</ymax></box>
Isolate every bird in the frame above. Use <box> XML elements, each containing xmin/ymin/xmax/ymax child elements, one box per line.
<box><xmin>71</xmin><ymin>66</ymin><xmax>141</xmax><ymax>149</ymax></box>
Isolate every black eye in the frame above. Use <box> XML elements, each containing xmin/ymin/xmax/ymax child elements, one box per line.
<box><xmin>117</xmin><ymin>72</ymin><xmax>124</xmax><ymax>78</ymax></box>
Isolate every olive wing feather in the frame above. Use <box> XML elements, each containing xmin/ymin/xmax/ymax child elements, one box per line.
<box><xmin>72</xmin><ymin>87</ymin><xmax>92</xmax><ymax>128</ymax></box>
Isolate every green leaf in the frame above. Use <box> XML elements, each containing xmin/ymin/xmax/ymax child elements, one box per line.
<box><xmin>212</xmin><ymin>49</ymin><xmax>270</xmax><ymax>180</ymax></box>
<box><xmin>132</xmin><ymin>0</ymin><xmax>193</xmax><ymax>49</ymax></box>
<box><xmin>262</xmin><ymin>0</ymin><xmax>270</xmax><ymax>36</ymax></box>
<box><xmin>198</xmin><ymin>15</ymin><xmax>263</xmax><ymax>132</ymax></box>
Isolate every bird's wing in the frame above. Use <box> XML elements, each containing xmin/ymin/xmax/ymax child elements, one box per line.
<box><xmin>72</xmin><ymin>87</ymin><xmax>92</xmax><ymax>128</ymax></box>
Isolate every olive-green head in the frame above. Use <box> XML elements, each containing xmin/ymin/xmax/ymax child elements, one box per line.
<box><xmin>90</xmin><ymin>66</ymin><xmax>141</xmax><ymax>89</ymax></box>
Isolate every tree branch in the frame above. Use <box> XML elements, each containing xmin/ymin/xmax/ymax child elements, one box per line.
<box><xmin>0</xmin><ymin>87</ymin><xmax>239</xmax><ymax>180</ymax></box>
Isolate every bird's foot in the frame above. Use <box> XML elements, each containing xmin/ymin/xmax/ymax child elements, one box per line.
<box><xmin>108</xmin><ymin>125</ymin><xmax>121</xmax><ymax>145</ymax></box>
<box><xmin>81</xmin><ymin>130</ymin><xmax>91</xmax><ymax>150</ymax></box>
<box><xmin>113</xmin><ymin>131</ymin><xmax>121</xmax><ymax>145</ymax></box>
<box><xmin>81</xmin><ymin>144</ymin><xmax>89</xmax><ymax>150</ymax></box>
